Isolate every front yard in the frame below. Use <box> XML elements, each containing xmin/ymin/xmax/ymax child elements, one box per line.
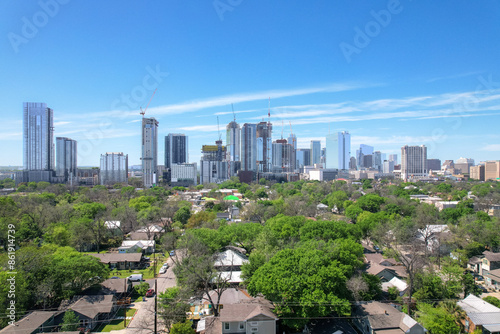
<box><xmin>95</xmin><ymin>307</ymin><xmax>137</xmax><ymax>332</ymax></box>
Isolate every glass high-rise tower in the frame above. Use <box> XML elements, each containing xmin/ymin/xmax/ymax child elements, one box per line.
<box><xmin>142</xmin><ymin>117</ymin><xmax>158</xmax><ymax>188</ymax></box>
<box><xmin>56</xmin><ymin>137</ymin><xmax>77</xmax><ymax>181</ymax></box>
<box><xmin>23</xmin><ymin>102</ymin><xmax>54</xmax><ymax>171</ymax></box>
<box><xmin>165</xmin><ymin>133</ymin><xmax>188</xmax><ymax>168</ymax></box>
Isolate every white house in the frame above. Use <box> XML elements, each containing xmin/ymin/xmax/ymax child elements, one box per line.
<box><xmin>118</xmin><ymin>240</ymin><xmax>155</xmax><ymax>254</ymax></box>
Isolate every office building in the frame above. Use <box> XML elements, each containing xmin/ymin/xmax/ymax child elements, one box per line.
<box><xmin>256</xmin><ymin>121</ymin><xmax>272</xmax><ymax>172</ymax></box>
<box><xmin>100</xmin><ymin>152</ymin><xmax>128</xmax><ymax>185</ymax></box>
<box><xmin>200</xmin><ymin>140</ymin><xmax>227</xmax><ymax>184</ymax></box>
<box><xmin>356</xmin><ymin>144</ymin><xmax>374</xmax><ymax>169</ymax></box>
<box><xmin>383</xmin><ymin>160</ymin><xmax>395</xmax><ymax>173</ymax></box>
<box><xmin>349</xmin><ymin>157</ymin><xmax>357</xmax><ymax>170</ymax></box>
<box><xmin>296</xmin><ymin>148</ymin><xmax>311</xmax><ymax>168</ymax></box>
<box><xmin>170</xmin><ymin>163</ymin><xmax>197</xmax><ymax>187</ymax></box>
<box><xmin>485</xmin><ymin>161</ymin><xmax>500</xmax><ymax>181</ymax></box>
<box><xmin>311</xmin><ymin>140</ymin><xmax>321</xmax><ymax>165</ymax></box>
<box><xmin>164</xmin><ymin>133</ymin><xmax>188</xmax><ymax>168</ymax></box>
<box><xmin>23</xmin><ymin>102</ymin><xmax>54</xmax><ymax>171</ymax></box>
<box><xmin>373</xmin><ymin>151</ymin><xmax>383</xmax><ymax>172</ymax></box>
<box><xmin>363</xmin><ymin>155</ymin><xmax>373</xmax><ymax>169</ymax></box>
<box><xmin>454</xmin><ymin>157</ymin><xmax>474</xmax><ymax>175</ymax></box>
<box><xmin>226</xmin><ymin>121</ymin><xmax>241</xmax><ymax>162</ymax></box>
<box><xmin>426</xmin><ymin>159</ymin><xmax>441</xmax><ymax>172</ymax></box>
<box><xmin>142</xmin><ymin>117</ymin><xmax>158</xmax><ymax>188</ymax></box>
<box><xmin>388</xmin><ymin>154</ymin><xmax>398</xmax><ymax>165</ymax></box>
<box><xmin>401</xmin><ymin>145</ymin><xmax>427</xmax><ymax>180</ymax></box>
<box><xmin>470</xmin><ymin>164</ymin><xmax>485</xmax><ymax>181</ymax></box>
<box><xmin>241</xmin><ymin>123</ymin><xmax>257</xmax><ymax>172</ymax></box>
<box><xmin>56</xmin><ymin>137</ymin><xmax>77</xmax><ymax>182</ymax></box>
<box><xmin>272</xmin><ymin>139</ymin><xmax>295</xmax><ymax>173</ymax></box>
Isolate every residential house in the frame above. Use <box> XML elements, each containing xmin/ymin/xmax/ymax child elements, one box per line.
<box><xmin>0</xmin><ymin>311</ymin><xmax>58</xmax><ymax>334</ymax></box>
<box><xmin>484</xmin><ymin>269</ymin><xmax>500</xmax><ymax>290</ymax></box>
<box><xmin>118</xmin><ymin>240</ymin><xmax>155</xmax><ymax>254</ymax></box>
<box><xmin>100</xmin><ymin>278</ymin><xmax>133</xmax><ymax>298</ymax></box>
<box><xmin>60</xmin><ymin>295</ymin><xmax>117</xmax><ymax>331</ymax></box>
<box><xmin>457</xmin><ymin>294</ymin><xmax>500</xmax><ymax>333</ymax></box>
<box><xmin>214</xmin><ymin>248</ymin><xmax>249</xmax><ymax>284</ymax></box>
<box><xmin>129</xmin><ymin>224</ymin><xmax>165</xmax><ymax>240</ymax></box>
<box><xmin>104</xmin><ymin>221</ymin><xmax>122</xmax><ymax>236</ymax></box>
<box><xmin>416</xmin><ymin>224</ymin><xmax>450</xmax><ymax>254</ymax></box>
<box><xmin>90</xmin><ymin>253</ymin><xmax>143</xmax><ymax>270</ymax></box>
<box><xmin>197</xmin><ymin>302</ymin><xmax>277</xmax><ymax>334</ymax></box>
<box><xmin>468</xmin><ymin>251</ymin><xmax>500</xmax><ymax>276</ymax></box>
<box><xmin>353</xmin><ymin>301</ymin><xmax>426</xmax><ymax>334</ymax></box>
<box><xmin>364</xmin><ymin>253</ymin><xmax>408</xmax><ymax>294</ymax></box>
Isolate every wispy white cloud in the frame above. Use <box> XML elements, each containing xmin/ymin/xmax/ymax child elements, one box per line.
<box><xmin>481</xmin><ymin>144</ymin><xmax>500</xmax><ymax>151</ymax></box>
<box><xmin>426</xmin><ymin>71</ymin><xmax>484</xmax><ymax>83</ymax></box>
<box><xmin>179</xmin><ymin>125</ymin><xmax>219</xmax><ymax>132</ymax></box>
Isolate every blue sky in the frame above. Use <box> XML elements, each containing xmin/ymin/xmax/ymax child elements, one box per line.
<box><xmin>1</xmin><ymin>1</ymin><xmax>500</xmax><ymax>167</ymax></box>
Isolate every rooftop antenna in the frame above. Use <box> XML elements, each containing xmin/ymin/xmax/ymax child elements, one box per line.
<box><xmin>140</xmin><ymin>88</ymin><xmax>157</xmax><ymax>117</ymax></box>
<box><xmin>231</xmin><ymin>103</ymin><xmax>236</xmax><ymax>122</ymax></box>
<box><xmin>281</xmin><ymin>120</ymin><xmax>284</xmax><ymax>139</ymax></box>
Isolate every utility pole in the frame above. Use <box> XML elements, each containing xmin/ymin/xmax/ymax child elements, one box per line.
<box><xmin>154</xmin><ymin>279</ymin><xmax>158</xmax><ymax>334</ymax></box>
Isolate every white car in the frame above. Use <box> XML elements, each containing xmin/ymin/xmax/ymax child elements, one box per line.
<box><xmin>159</xmin><ymin>266</ymin><xmax>167</xmax><ymax>274</ymax></box>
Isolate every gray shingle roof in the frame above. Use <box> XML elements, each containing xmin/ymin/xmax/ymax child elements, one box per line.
<box><xmin>0</xmin><ymin>311</ymin><xmax>56</xmax><ymax>334</ymax></box>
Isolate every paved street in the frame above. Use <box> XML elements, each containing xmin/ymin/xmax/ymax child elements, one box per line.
<box><xmin>107</xmin><ymin>256</ymin><xmax>178</xmax><ymax>334</ymax></box>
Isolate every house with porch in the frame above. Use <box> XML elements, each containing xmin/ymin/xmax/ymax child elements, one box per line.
<box><xmin>90</xmin><ymin>252</ymin><xmax>143</xmax><ymax>270</ymax></box>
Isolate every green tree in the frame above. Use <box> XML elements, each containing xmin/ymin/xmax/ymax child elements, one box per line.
<box><xmin>159</xmin><ymin>287</ymin><xmax>190</xmax><ymax>330</ymax></box>
<box><xmin>356</xmin><ymin>194</ymin><xmax>385</xmax><ymax>213</ymax></box>
<box><xmin>170</xmin><ymin>321</ymin><xmax>195</xmax><ymax>334</ymax></box>
<box><xmin>186</xmin><ymin>211</ymin><xmax>215</xmax><ymax>229</ymax></box>
<box><xmin>483</xmin><ymin>296</ymin><xmax>500</xmax><ymax>308</ymax></box>
<box><xmin>61</xmin><ymin>310</ymin><xmax>79</xmax><ymax>331</ymax></box>
<box><xmin>326</xmin><ymin>190</ymin><xmax>348</xmax><ymax>213</ymax></box>
<box><xmin>415</xmin><ymin>302</ymin><xmax>461</xmax><ymax>334</ymax></box>
<box><xmin>174</xmin><ymin>206</ymin><xmax>191</xmax><ymax>226</ymax></box>
<box><xmin>248</xmin><ymin>239</ymin><xmax>363</xmax><ymax>329</ymax></box>
<box><xmin>134</xmin><ymin>282</ymin><xmax>150</xmax><ymax>296</ymax></box>
<box><xmin>345</xmin><ymin>204</ymin><xmax>363</xmax><ymax>222</ymax></box>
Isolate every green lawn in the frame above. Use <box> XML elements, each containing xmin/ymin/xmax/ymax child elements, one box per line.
<box><xmin>96</xmin><ymin>308</ymin><xmax>137</xmax><ymax>332</ymax></box>
<box><xmin>109</xmin><ymin>254</ymin><xmax>169</xmax><ymax>280</ymax></box>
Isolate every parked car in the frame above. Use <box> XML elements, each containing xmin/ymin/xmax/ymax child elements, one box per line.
<box><xmin>169</xmin><ymin>250</ymin><xmax>175</xmax><ymax>256</ymax></box>
<box><xmin>474</xmin><ymin>274</ymin><xmax>484</xmax><ymax>281</ymax></box>
<box><xmin>146</xmin><ymin>288</ymin><xmax>155</xmax><ymax>297</ymax></box>
<box><xmin>159</xmin><ymin>266</ymin><xmax>167</xmax><ymax>274</ymax></box>
<box><xmin>163</xmin><ymin>263</ymin><xmax>169</xmax><ymax>269</ymax></box>
<box><xmin>478</xmin><ymin>285</ymin><xmax>488</xmax><ymax>293</ymax></box>
<box><xmin>127</xmin><ymin>274</ymin><xmax>143</xmax><ymax>282</ymax></box>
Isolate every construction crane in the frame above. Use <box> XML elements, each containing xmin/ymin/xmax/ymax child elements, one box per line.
<box><xmin>140</xmin><ymin>88</ymin><xmax>157</xmax><ymax>117</ymax></box>
<box><xmin>217</xmin><ymin>116</ymin><xmax>221</xmax><ymax>141</ymax></box>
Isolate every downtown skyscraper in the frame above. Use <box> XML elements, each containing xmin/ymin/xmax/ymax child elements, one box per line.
<box><xmin>164</xmin><ymin>133</ymin><xmax>188</xmax><ymax>168</ymax></box>
<box><xmin>226</xmin><ymin>121</ymin><xmax>241</xmax><ymax>177</ymax></box>
<box><xmin>142</xmin><ymin>117</ymin><xmax>158</xmax><ymax>188</ymax></box>
<box><xmin>310</xmin><ymin>140</ymin><xmax>321</xmax><ymax>166</ymax></box>
<box><xmin>56</xmin><ymin>137</ymin><xmax>77</xmax><ymax>182</ymax></box>
<box><xmin>401</xmin><ymin>145</ymin><xmax>427</xmax><ymax>180</ymax></box>
<box><xmin>326</xmin><ymin>131</ymin><xmax>350</xmax><ymax>170</ymax></box>
<box><xmin>241</xmin><ymin>123</ymin><xmax>257</xmax><ymax>172</ymax></box>
<box><xmin>23</xmin><ymin>102</ymin><xmax>54</xmax><ymax>171</ymax></box>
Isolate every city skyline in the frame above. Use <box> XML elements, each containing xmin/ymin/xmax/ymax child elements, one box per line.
<box><xmin>1</xmin><ymin>2</ymin><xmax>500</xmax><ymax>166</ymax></box>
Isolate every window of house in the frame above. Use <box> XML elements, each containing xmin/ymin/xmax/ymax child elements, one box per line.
<box><xmin>224</xmin><ymin>322</ymin><xmax>229</xmax><ymax>330</ymax></box>
<box><xmin>239</xmin><ymin>322</ymin><xmax>245</xmax><ymax>330</ymax></box>
<box><xmin>250</xmin><ymin>321</ymin><xmax>258</xmax><ymax>326</ymax></box>
<box><xmin>251</xmin><ymin>328</ymin><xmax>258</xmax><ymax>333</ymax></box>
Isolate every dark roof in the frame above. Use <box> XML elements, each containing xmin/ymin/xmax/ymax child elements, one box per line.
<box><xmin>218</xmin><ymin>303</ymin><xmax>277</xmax><ymax>322</ymax></box>
<box><xmin>0</xmin><ymin>311</ymin><xmax>56</xmax><ymax>334</ymax></box>
<box><xmin>308</xmin><ymin>318</ymin><xmax>358</xmax><ymax>334</ymax></box>
<box><xmin>90</xmin><ymin>252</ymin><xmax>142</xmax><ymax>263</ymax></box>
<box><xmin>101</xmin><ymin>278</ymin><xmax>130</xmax><ymax>294</ymax></box>
<box><xmin>354</xmin><ymin>302</ymin><xmax>421</xmax><ymax>332</ymax></box>
<box><xmin>68</xmin><ymin>295</ymin><xmax>115</xmax><ymax>319</ymax></box>
<box><xmin>484</xmin><ymin>251</ymin><xmax>500</xmax><ymax>262</ymax></box>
